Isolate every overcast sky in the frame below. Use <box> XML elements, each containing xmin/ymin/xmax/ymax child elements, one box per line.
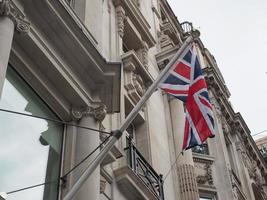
<box><xmin>168</xmin><ymin>0</ymin><xmax>267</xmax><ymax>140</ymax></box>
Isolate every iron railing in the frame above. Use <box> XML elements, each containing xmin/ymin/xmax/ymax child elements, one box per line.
<box><xmin>181</xmin><ymin>21</ymin><xmax>193</xmax><ymax>34</ymax></box>
<box><xmin>125</xmin><ymin>137</ymin><xmax>164</xmax><ymax>200</ymax></box>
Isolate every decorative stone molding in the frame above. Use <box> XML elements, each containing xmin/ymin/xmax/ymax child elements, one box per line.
<box><xmin>112</xmin><ymin>0</ymin><xmax>156</xmax><ymax>47</ymax></box>
<box><xmin>122</xmin><ymin>50</ymin><xmax>153</xmax><ymax>104</ymax></box>
<box><xmin>196</xmin><ymin>163</ymin><xmax>213</xmax><ymax>185</ymax></box>
<box><xmin>222</xmin><ymin>121</ymin><xmax>231</xmax><ymax>135</ymax></box>
<box><xmin>100</xmin><ymin>176</ymin><xmax>107</xmax><ymax>194</ymax></box>
<box><xmin>155</xmin><ymin>45</ymin><xmax>178</xmax><ymax>71</ymax></box>
<box><xmin>0</xmin><ymin>0</ymin><xmax>30</xmax><ymax>34</ymax></box>
<box><xmin>193</xmin><ymin>156</ymin><xmax>214</xmax><ymax>187</ymax></box>
<box><xmin>71</xmin><ymin>104</ymin><xmax>107</xmax><ymax>122</ymax></box>
<box><xmin>107</xmin><ymin>0</ymin><xmax>111</xmax><ymax>13</ymax></box>
<box><xmin>115</xmin><ymin>5</ymin><xmax>125</xmax><ymax>38</ymax></box>
<box><xmin>141</xmin><ymin>41</ymin><xmax>149</xmax><ymax>69</ymax></box>
<box><xmin>124</xmin><ymin>70</ymin><xmax>145</xmax><ymax>104</ymax></box>
<box><xmin>228</xmin><ymin>169</ymin><xmax>247</xmax><ymax>200</ymax></box>
<box><xmin>177</xmin><ymin>164</ymin><xmax>199</xmax><ymax>199</ymax></box>
<box><xmin>160</xmin><ymin>21</ymin><xmax>175</xmax><ymax>37</ymax></box>
<box><xmin>132</xmin><ymin>0</ymin><xmax>140</xmax><ymax>7</ymax></box>
<box><xmin>151</xmin><ymin>5</ymin><xmax>160</xmax><ymax>19</ymax></box>
<box><xmin>157</xmin><ymin>31</ymin><xmax>175</xmax><ymax>51</ymax></box>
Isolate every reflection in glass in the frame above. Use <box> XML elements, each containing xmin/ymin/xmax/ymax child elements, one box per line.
<box><xmin>192</xmin><ymin>142</ymin><xmax>209</xmax><ymax>155</ymax></box>
<box><xmin>0</xmin><ymin>67</ymin><xmax>63</xmax><ymax>200</ymax></box>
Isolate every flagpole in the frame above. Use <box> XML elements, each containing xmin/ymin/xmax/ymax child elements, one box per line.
<box><xmin>63</xmin><ymin>31</ymin><xmax>199</xmax><ymax>200</ymax></box>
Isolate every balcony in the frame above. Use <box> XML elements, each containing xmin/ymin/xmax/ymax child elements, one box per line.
<box><xmin>114</xmin><ymin>138</ymin><xmax>164</xmax><ymax>200</ymax></box>
<box><xmin>100</xmin><ymin>134</ymin><xmax>123</xmax><ymax>166</ymax></box>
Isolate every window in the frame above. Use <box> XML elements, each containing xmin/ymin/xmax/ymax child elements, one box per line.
<box><xmin>192</xmin><ymin>142</ymin><xmax>209</xmax><ymax>155</ymax></box>
<box><xmin>0</xmin><ymin>67</ymin><xmax>63</xmax><ymax>200</ymax></box>
<box><xmin>126</xmin><ymin>123</ymin><xmax>136</xmax><ymax>142</ymax></box>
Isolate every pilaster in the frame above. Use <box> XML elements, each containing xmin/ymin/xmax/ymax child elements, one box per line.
<box><xmin>69</xmin><ymin>104</ymin><xmax>107</xmax><ymax>200</ymax></box>
<box><xmin>169</xmin><ymin>98</ymin><xmax>199</xmax><ymax>200</ymax></box>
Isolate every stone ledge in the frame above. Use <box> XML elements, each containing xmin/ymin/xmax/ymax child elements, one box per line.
<box><xmin>114</xmin><ymin>166</ymin><xmax>159</xmax><ymax>200</ymax></box>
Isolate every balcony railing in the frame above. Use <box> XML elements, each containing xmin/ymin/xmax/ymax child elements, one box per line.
<box><xmin>181</xmin><ymin>21</ymin><xmax>193</xmax><ymax>34</ymax></box>
<box><xmin>125</xmin><ymin>137</ymin><xmax>164</xmax><ymax>200</ymax></box>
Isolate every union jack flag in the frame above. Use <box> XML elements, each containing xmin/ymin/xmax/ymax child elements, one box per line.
<box><xmin>160</xmin><ymin>44</ymin><xmax>215</xmax><ymax>150</ymax></box>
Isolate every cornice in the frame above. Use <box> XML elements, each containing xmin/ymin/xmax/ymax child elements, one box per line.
<box><xmin>159</xmin><ymin>0</ymin><xmax>183</xmax><ymax>45</ymax></box>
<box><xmin>159</xmin><ymin>0</ymin><xmax>184</xmax><ymax>36</ymax></box>
<box><xmin>204</xmin><ymin>66</ymin><xmax>267</xmax><ymax>180</ymax></box>
<box><xmin>193</xmin><ymin>153</ymin><xmax>215</xmax><ymax>165</ymax></box>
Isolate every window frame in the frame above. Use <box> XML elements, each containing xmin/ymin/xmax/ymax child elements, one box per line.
<box><xmin>0</xmin><ymin>65</ymin><xmax>65</xmax><ymax>200</ymax></box>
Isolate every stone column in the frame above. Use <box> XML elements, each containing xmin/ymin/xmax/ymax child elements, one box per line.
<box><xmin>71</xmin><ymin>104</ymin><xmax>107</xmax><ymax>200</ymax></box>
<box><xmin>169</xmin><ymin>97</ymin><xmax>199</xmax><ymax>200</ymax></box>
<box><xmin>0</xmin><ymin>0</ymin><xmax>30</xmax><ymax>96</ymax></box>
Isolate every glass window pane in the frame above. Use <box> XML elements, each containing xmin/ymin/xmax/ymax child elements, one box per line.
<box><xmin>0</xmin><ymin>67</ymin><xmax>63</xmax><ymax>200</ymax></box>
<box><xmin>192</xmin><ymin>142</ymin><xmax>209</xmax><ymax>155</ymax></box>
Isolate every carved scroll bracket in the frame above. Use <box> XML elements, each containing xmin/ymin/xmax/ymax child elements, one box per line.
<box><xmin>0</xmin><ymin>0</ymin><xmax>30</xmax><ymax>34</ymax></box>
<box><xmin>140</xmin><ymin>41</ymin><xmax>148</xmax><ymax>69</ymax></box>
<box><xmin>71</xmin><ymin>104</ymin><xmax>107</xmax><ymax>122</ymax></box>
<box><xmin>115</xmin><ymin>5</ymin><xmax>125</xmax><ymax>38</ymax></box>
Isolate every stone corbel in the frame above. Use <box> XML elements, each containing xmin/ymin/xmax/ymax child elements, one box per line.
<box><xmin>141</xmin><ymin>41</ymin><xmax>149</xmax><ymax>69</ymax></box>
<box><xmin>0</xmin><ymin>0</ymin><xmax>30</xmax><ymax>34</ymax></box>
<box><xmin>71</xmin><ymin>104</ymin><xmax>107</xmax><ymax>122</ymax></box>
<box><xmin>115</xmin><ymin>5</ymin><xmax>125</xmax><ymax>38</ymax></box>
<box><xmin>157</xmin><ymin>31</ymin><xmax>174</xmax><ymax>51</ymax></box>
<box><xmin>100</xmin><ymin>176</ymin><xmax>107</xmax><ymax>194</ymax></box>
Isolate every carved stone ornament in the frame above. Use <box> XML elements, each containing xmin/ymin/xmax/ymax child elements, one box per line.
<box><xmin>124</xmin><ymin>71</ymin><xmax>145</xmax><ymax>104</ymax></box>
<box><xmin>196</xmin><ymin>163</ymin><xmax>213</xmax><ymax>185</ymax></box>
<box><xmin>140</xmin><ymin>41</ymin><xmax>149</xmax><ymax>69</ymax></box>
<box><xmin>0</xmin><ymin>0</ymin><xmax>30</xmax><ymax>34</ymax></box>
<box><xmin>157</xmin><ymin>31</ymin><xmax>174</xmax><ymax>51</ymax></box>
<box><xmin>107</xmin><ymin>0</ymin><xmax>111</xmax><ymax>13</ymax></box>
<box><xmin>71</xmin><ymin>104</ymin><xmax>107</xmax><ymax>122</ymax></box>
<box><xmin>100</xmin><ymin>176</ymin><xmax>107</xmax><ymax>194</ymax></box>
<box><xmin>115</xmin><ymin>5</ymin><xmax>125</xmax><ymax>38</ymax></box>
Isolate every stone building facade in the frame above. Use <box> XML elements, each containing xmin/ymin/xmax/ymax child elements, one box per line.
<box><xmin>0</xmin><ymin>0</ymin><xmax>267</xmax><ymax>200</ymax></box>
<box><xmin>255</xmin><ymin>135</ymin><xmax>267</xmax><ymax>163</ymax></box>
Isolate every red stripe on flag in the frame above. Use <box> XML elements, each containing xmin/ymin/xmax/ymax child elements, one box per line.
<box><xmin>186</xmin><ymin>95</ymin><xmax>213</xmax><ymax>142</ymax></box>
<box><xmin>183</xmin><ymin>118</ymin><xmax>190</xmax><ymax>149</ymax></box>
<box><xmin>199</xmin><ymin>96</ymin><xmax>212</xmax><ymax>109</ymax></box>
<box><xmin>162</xmin><ymin>88</ymin><xmax>188</xmax><ymax>95</ymax></box>
<box><xmin>189</xmin><ymin>78</ymin><xmax>207</xmax><ymax>94</ymax></box>
<box><xmin>173</xmin><ymin>62</ymin><xmax>191</xmax><ymax>80</ymax></box>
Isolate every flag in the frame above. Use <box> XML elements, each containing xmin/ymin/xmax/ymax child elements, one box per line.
<box><xmin>160</xmin><ymin>44</ymin><xmax>215</xmax><ymax>150</ymax></box>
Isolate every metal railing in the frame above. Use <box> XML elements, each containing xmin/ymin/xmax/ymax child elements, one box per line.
<box><xmin>181</xmin><ymin>21</ymin><xmax>193</xmax><ymax>34</ymax></box>
<box><xmin>125</xmin><ymin>137</ymin><xmax>164</xmax><ymax>200</ymax></box>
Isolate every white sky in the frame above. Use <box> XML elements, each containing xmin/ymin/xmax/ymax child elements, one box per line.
<box><xmin>168</xmin><ymin>0</ymin><xmax>267</xmax><ymax>140</ymax></box>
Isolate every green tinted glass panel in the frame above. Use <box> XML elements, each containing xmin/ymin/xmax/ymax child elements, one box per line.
<box><xmin>0</xmin><ymin>67</ymin><xmax>63</xmax><ymax>200</ymax></box>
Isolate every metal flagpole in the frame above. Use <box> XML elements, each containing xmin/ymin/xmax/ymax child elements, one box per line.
<box><xmin>63</xmin><ymin>32</ymin><xmax>199</xmax><ymax>200</ymax></box>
